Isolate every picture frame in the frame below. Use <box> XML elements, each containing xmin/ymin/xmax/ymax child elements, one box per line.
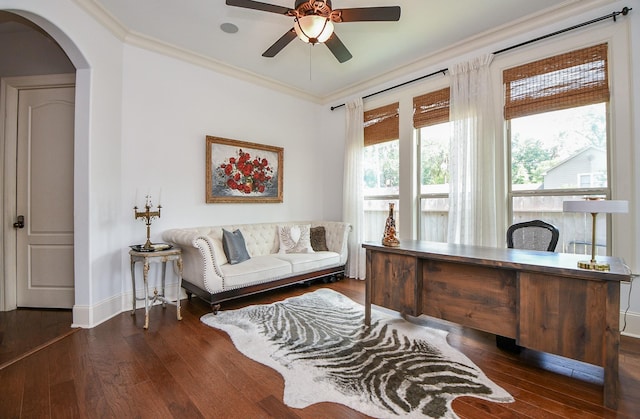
<box><xmin>206</xmin><ymin>136</ymin><xmax>283</xmax><ymax>203</ymax></box>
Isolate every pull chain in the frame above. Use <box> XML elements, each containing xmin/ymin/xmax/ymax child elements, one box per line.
<box><xmin>308</xmin><ymin>44</ymin><xmax>312</xmax><ymax>82</ymax></box>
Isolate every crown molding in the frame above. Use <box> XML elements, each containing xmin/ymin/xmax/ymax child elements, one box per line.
<box><xmin>124</xmin><ymin>30</ymin><xmax>321</xmax><ymax>103</ymax></box>
<box><xmin>72</xmin><ymin>0</ymin><xmax>321</xmax><ymax>104</ymax></box>
<box><xmin>72</xmin><ymin>0</ymin><xmax>128</xmax><ymax>40</ymax></box>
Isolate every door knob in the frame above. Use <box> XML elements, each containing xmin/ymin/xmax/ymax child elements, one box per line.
<box><xmin>13</xmin><ymin>215</ymin><xmax>24</xmax><ymax>229</ymax></box>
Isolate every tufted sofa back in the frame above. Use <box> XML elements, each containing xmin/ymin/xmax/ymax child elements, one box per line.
<box><xmin>175</xmin><ymin>221</ymin><xmax>349</xmax><ymax>260</ymax></box>
<box><xmin>212</xmin><ymin>222</ymin><xmax>282</xmax><ymax>257</ymax></box>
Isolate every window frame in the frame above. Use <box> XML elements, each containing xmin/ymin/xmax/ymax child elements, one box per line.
<box><xmin>363</xmin><ymin>103</ymin><xmax>401</xmax><ymax>242</ymax></box>
<box><xmin>506</xmin><ymin>101</ymin><xmax>612</xmax><ymax>254</ymax></box>
<box><xmin>354</xmin><ymin>21</ymin><xmax>632</xmax><ymax>268</ymax></box>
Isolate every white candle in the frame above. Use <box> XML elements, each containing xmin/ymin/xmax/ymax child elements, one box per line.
<box><xmin>158</xmin><ymin>188</ymin><xmax>162</xmax><ymax>206</ymax></box>
<box><xmin>134</xmin><ymin>189</ymin><xmax>138</xmax><ymax>208</ymax></box>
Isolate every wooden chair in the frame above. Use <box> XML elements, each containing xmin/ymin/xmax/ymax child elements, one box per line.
<box><xmin>498</xmin><ymin>219</ymin><xmax>559</xmax><ymax>352</ymax></box>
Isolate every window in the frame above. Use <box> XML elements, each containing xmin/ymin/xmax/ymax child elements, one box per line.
<box><xmin>363</xmin><ymin>103</ymin><xmax>399</xmax><ymax>242</ymax></box>
<box><xmin>414</xmin><ymin>88</ymin><xmax>450</xmax><ymax>242</ymax></box>
<box><xmin>505</xmin><ymin>44</ymin><xmax>610</xmax><ymax>256</ymax></box>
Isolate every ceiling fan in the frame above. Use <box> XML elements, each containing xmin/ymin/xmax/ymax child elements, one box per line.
<box><xmin>225</xmin><ymin>0</ymin><xmax>401</xmax><ymax>63</ymax></box>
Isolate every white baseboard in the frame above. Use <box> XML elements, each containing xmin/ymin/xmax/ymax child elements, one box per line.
<box><xmin>72</xmin><ymin>293</ymin><xmax>122</xmax><ymax>328</ymax></box>
<box><xmin>621</xmin><ymin>310</ymin><xmax>640</xmax><ymax>338</ymax></box>
<box><xmin>72</xmin><ymin>283</ymin><xmax>184</xmax><ymax>328</ymax></box>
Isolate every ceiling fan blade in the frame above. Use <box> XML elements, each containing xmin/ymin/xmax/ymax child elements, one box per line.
<box><xmin>325</xmin><ymin>33</ymin><xmax>353</xmax><ymax>63</ymax></box>
<box><xmin>262</xmin><ymin>29</ymin><xmax>297</xmax><ymax>57</ymax></box>
<box><xmin>225</xmin><ymin>0</ymin><xmax>292</xmax><ymax>15</ymax></box>
<box><xmin>335</xmin><ymin>6</ymin><xmax>401</xmax><ymax>22</ymax></box>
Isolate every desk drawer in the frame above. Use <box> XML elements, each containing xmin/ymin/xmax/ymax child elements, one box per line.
<box><xmin>422</xmin><ymin>260</ymin><xmax>517</xmax><ymax>337</ymax></box>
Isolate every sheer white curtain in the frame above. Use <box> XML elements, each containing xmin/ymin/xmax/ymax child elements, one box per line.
<box><xmin>447</xmin><ymin>54</ymin><xmax>503</xmax><ymax>247</ymax></box>
<box><xmin>343</xmin><ymin>98</ymin><xmax>366</xmax><ymax>279</ymax></box>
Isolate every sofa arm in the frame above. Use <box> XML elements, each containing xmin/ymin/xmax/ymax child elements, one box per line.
<box><xmin>192</xmin><ymin>236</ymin><xmax>225</xmax><ymax>293</ymax></box>
<box><xmin>162</xmin><ymin>228</ymin><xmax>225</xmax><ymax>293</ymax></box>
<box><xmin>313</xmin><ymin>221</ymin><xmax>351</xmax><ymax>265</ymax></box>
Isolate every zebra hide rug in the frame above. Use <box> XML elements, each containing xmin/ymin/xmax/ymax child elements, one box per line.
<box><xmin>201</xmin><ymin>288</ymin><xmax>513</xmax><ymax>418</ymax></box>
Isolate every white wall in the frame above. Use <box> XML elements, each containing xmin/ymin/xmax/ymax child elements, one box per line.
<box><xmin>120</xmin><ymin>45</ymin><xmax>330</xmax><ymax>296</ymax></box>
<box><xmin>627</xmin><ymin>0</ymin><xmax>640</xmax><ymax>337</ymax></box>
<box><xmin>318</xmin><ymin>102</ymin><xmax>348</xmax><ymax>222</ymax></box>
<box><xmin>121</xmin><ymin>46</ymin><xmax>328</xmax><ymax>231</ymax></box>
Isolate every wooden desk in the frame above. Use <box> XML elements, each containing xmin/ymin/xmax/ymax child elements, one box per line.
<box><xmin>363</xmin><ymin>240</ymin><xmax>630</xmax><ymax>409</ymax></box>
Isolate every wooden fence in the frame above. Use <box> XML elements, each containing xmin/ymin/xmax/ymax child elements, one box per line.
<box><xmin>364</xmin><ymin>201</ymin><xmax>607</xmax><ymax>256</ymax></box>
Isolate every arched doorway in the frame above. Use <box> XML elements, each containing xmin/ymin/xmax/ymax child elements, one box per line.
<box><xmin>1</xmin><ymin>10</ymin><xmax>90</xmax><ymax>323</ymax></box>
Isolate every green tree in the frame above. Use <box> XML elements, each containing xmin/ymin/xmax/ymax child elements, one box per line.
<box><xmin>421</xmin><ymin>140</ymin><xmax>448</xmax><ymax>185</ymax></box>
<box><xmin>380</xmin><ymin>142</ymin><xmax>399</xmax><ymax>187</ymax></box>
<box><xmin>363</xmin><ymin>141</ymin><xmax>399</xmax><ymax>190</ymax></box>
<box><xmin>572</xmin><ymin>105</ymin><xmax>606</xmax><ymax>149</ymax></box>
<box><xmin>511</xmin><ymin>135</ymin><xmax>558</xmax><ymax>184</ymax></box>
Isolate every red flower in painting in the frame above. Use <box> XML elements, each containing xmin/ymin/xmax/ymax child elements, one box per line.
<box><xmin>218</xmin><ymin>148</ymin><xmax>275</xmax><ymax>194</ymax></box>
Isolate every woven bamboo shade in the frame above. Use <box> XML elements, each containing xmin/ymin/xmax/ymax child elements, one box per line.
<box><xmin>504</xmin><ymin>43</ymin><xmax>609</xmax><ymax>120</ymax></box>
<box><xmin>413</xmin><ymin>87</ymin><xmax>450</xmax><ymax>128</ymax></box>
<box><xmin>364</xmin><ymin>102</ymin><xmax>399</xmax><ymax>146</ymax></box>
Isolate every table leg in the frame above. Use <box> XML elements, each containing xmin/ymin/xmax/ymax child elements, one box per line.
<box><xmin>143</xmin><ymin>259</ymin><xmax>150</xmax><ymax>330</ymax></box>
<box><xmin>176</xmin><ymin>257</ymin><xmax>183</xmax><ymax>321</ymax></box>
<box><xmin>161</xmin><ymin>261</ymin><xmax>167</xmax><ymax>308</ymax></box>
<box><xmin>603</xmin><ymin>280</ymin><xmax>620</xmax><ymax>409</ymax></box>
<box><xmin>364</xmin><ymin>250</ymin><xmax>372</xmax><ymax>326</ymax></box>
<box><xmin>130</xmin><ymin>259</ymin><xmax>136</xmax><ymax>315</ymax></box>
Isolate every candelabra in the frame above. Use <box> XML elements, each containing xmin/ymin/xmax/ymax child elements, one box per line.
<box><xmin>134</xmin><ymin>195</ymin><xmax>162</xmax><ymax>250</ymax></box>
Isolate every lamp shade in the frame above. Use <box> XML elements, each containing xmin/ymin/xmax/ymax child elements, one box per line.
<box><xmin>294</xmin><ymin>15</ymin><xmax>334</xmax><ymax>44</ymax></box>
<box><xmin>563</xmin><ymin>199</ymin><xmax>628</xmax><ymax>214</ymax></box>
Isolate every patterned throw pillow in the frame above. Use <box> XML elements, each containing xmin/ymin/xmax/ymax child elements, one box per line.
<box><xmin>278</xmin><ymin>224</ymin><xmax>314</xmax><ymax>254</ymax></box>
<box><xmin>222</xmin><ymin>229</ymin><xmax>251</xmax><ymax>264</ymax></box>
<box><xmin>310</xmin><ymin>226</ymin><xmax>329</xmax><ymax>251</ymax></box>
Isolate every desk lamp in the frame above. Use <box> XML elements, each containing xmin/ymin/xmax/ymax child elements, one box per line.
<box><xmin>563</xmin><ymin>198</ymin><xmax>628</xmax><ymax>271</ymax></box>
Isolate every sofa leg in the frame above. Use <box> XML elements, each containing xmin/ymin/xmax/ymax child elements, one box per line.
<box><xmin>186</xmin><ymin>291</ymin><xmax>193</xmax><ymax>301</ymax></box>
<box><xmin>211</xmin><ymin>303</ymin><xmax>221</xmax><ymax>315</ymax></box>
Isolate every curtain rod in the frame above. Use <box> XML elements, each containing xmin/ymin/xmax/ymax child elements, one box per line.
<box><xmin>330</xmin><ymin>6</ymin><xmax>632</xmax><ymax>111</ymax></box>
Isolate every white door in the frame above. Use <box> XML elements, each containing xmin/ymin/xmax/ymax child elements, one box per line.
<box><xmin>15</xmin><ymin>86</ymin><xmax>75</xmax><ymax>308</ymax></box>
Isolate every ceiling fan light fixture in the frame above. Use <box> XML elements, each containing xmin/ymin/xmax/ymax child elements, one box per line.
<box><xmin>294</xmin><ymin>15</ymin><xmax>334</xmax><ymax>44</ymax></box>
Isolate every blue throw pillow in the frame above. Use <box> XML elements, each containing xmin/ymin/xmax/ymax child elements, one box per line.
<box><xmin>222</xmin><ymin>229</ymin><xmax>251</xmax><ymax>265</ymax></box>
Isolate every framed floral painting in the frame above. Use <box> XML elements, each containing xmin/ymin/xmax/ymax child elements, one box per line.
<box><xmin>206</xmin><ymin>136</ymin><xmax>283</xmax><ymax>203</ymax></box>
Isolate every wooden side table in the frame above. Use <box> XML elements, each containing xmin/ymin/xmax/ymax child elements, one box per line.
<box><xmin>129</xmin><ymin>246</ymin><xmax>183</xmax><ymax>329</ymax></box>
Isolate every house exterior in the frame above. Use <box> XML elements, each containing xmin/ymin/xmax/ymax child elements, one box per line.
<box><xmin>0</xmin><ymin>0</ymin><xmax>638</xmax><ymax>337</ymax></box>
<box><xmin>543</xmin><ymin>147</ymin><xmax>607</xmax><ymax>189</ymax></box>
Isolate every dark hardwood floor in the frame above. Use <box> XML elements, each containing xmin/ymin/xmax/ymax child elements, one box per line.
<box><xmin>1</xmin><ymin>278</ymin><xmax>639</xmax><ymax>418</ymax></box>
<box><xmin>0</xmin><ymin>307</ymin><xmax>75</xmax><ymax>369</ymax></box>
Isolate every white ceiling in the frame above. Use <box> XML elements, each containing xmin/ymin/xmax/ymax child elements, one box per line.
<box><xmin>9</xmin><ymin>0</ymin><xmax>611</xmax><ymax>101</ymax></box>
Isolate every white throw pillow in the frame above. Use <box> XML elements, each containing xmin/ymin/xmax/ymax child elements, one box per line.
<box><xmin>210</xmin><ymin>237</ymin><xmax>228</xmax><ymax>266</ymax></box>
<box><xmin>278</xmin><ymin>224</ymin><xmax>314</xmax><ymax>254</ymax></box>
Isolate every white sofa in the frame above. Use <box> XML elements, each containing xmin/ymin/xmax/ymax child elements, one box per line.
<box><xmin>162</xmin><ymin>221</ymin><xmax>351</xmax><ymax>311</ymax></box>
